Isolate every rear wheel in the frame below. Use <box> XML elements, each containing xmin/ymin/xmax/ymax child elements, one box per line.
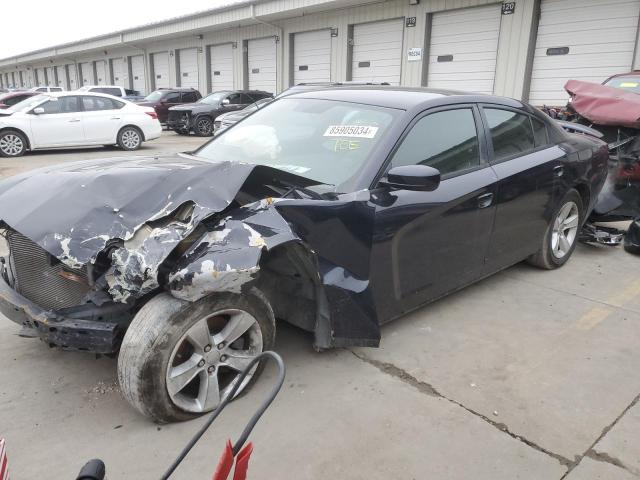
<box><xmin>117</xmin><ymin>289</ymin><xmax>275</xmax><ymax>422</ymax></box>
<box><xmin>527</xmin><ymin>189</ymin><xmax>583</xmax><ymax>269</ymax></box>
<box><xmin>194</xmin><ymin>116</ymin><xmax>214</xmax><ymax>136</ymax></box>
<box><xmin>0</xmin><ymin>130</ymin><xmax>26</xmax><ymax>157</ymax></box>
<box><xmin>117</xmin><ymin>126</ymin><xmax>143</xmax><ymax>151</ymax></box>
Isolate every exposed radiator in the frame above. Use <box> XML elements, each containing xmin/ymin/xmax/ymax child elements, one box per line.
<box><xmin>6</xmin><ymin>230</ymin><xmax>90</xmax><ymax>311</ymax></box>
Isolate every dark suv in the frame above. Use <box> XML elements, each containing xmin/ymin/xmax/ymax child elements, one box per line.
<box><xmin>136</xmin><ymin>88</ymin><xmax>202</xmax><ymax>124</ymax></box>
<box><xmin>166</xmin><ymin>90</ymin><xmax>272</xmax><ymax>136</ymax></box>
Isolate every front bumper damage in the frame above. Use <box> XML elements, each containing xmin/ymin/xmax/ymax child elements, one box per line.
<box><xmin>0</xmin><ymin>274</ymin><xmax>128</xmax><ymax>353</ymax></box>
<box><xmin>166</xmin><ymin>111</ymin><xmax>193</xmax><ymax>131</ymax></box>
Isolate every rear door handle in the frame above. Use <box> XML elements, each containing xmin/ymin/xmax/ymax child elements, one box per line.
<box><xmin>553</xmin><ymin>165</ymin><xmax>564</xmax><ymax>177</ymax></box>
<box><xmin>111</xmin><ymin>117</ymin><xmax>121</xmax><ymax>120</ymax></box>
<box><xmin>477</xmin><ymin>192</ymin><xmax>494</xmax><ymax>209</ymax></box>
<box><xmin>69</xmin><ymin>118</ymin><xmax>81</xmax><ymax>123</ymax></box>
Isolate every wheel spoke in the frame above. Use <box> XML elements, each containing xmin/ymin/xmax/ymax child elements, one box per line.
<box><xmin>559</xmin><ymin>234</ymin><xmax>571</xmax><ymax>254</ymax></box>
<box><xmin>222</xmin><ymin>350</ymin><xmax>255</xmax><ymax>372</ymax></box>
<box><xmin>214</xmin><ymin>312</ymin><xmax>255</xmax><ymax>346</ymax></box>
<box><xmin>198</xmin><ymin>370</ymin><xmax>221</xmax><ymax>411</ymax></box>
<box><xmin>186</xmin><ymin>320</ymin><xmax>212</xmax><ymax>351</ymax></box>
<box><xmin>167</xmin><ymin>353</ymin><xmax>203</xmax><ymax>396</ymax></box>
<box><xmin>563</xmin><ymin>214</ymin><xmax>579</xmax><ymax>230</ymax></box>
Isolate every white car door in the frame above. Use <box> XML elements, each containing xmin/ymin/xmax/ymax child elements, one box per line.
<box><xmin>29</xmin><ymin>96</ymin><xmax>85</xmax><ymax>147</ymax></box>
<box><xmin>80</xmin><ymin>95</ymin><xmax>123</xmax><ymax>144</ymax></box>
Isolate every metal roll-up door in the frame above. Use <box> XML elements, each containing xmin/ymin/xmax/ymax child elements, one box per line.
<box><xmin>95</xmin><ymin>61</ymin><xmax>107</xmax><ymax>85</ymax></box>
<box><xmin>352</xmin><ymin>19</ymin><xmax>404</xmax><ymax>85</ymax></box>
<box><xmin>247</xmin><ymin>37</ymin><xmax>277</xmax><ymax>94</ymax></box>
<box><xmin>111</xmin><ymin>58</ymin><xmax>127</xmax><ymax>87</ymax></box>
<box><xmin>80</xmin><ymin>62</ymin><xmax>92</xmax><ymax>85</ymax></box>
<box><xmin>293</xmin><ymin>29</ymin><xmax>331</xmax><ymax>84</ymax></box>
<box><xmin>56</xmin><ymin>65</ymin><xmax>67</xmax><ymax>89</ymax></box>
<box><xmin>68</xmin><ymin>64</ymin><xmax>78</xmax><ymax>90</ymax></box>
<box><xmin>529</xmin><ymin>0</ymin><xmax>640</xmax><ymax>106</ymax></box>
<box><xmin>178</xmin><ymin>48</ymin><xmax>199</xmax><ymax>89</ymax></box>
<box><xmin>209</xmin><ymin>44</ymin><xmax>234</xmax><ymax>92</ymax></box>
<box><xmin>152</xmin><ymin>52</ymin><xmax>170</xmax><ymax>89</ymax></box>
<box><xmin>46</xmin><ymin>67</ymin><xmax>55</xmax><ymax>86</ymax></box>
<box><xmin>131</xmin><ymin>55</ymin><xmax>146</xmax><ymax>94</ymax></box>
<box><xmin>427</xmin><ymin>4</ymin><xmax>502</xmax><ymax>94</ymax></box>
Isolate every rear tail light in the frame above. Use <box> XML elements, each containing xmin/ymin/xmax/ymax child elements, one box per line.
<box><xmin>145</xmin><ymin>111</ymin><xmax>158</xmax><ymax>120</ymax></box>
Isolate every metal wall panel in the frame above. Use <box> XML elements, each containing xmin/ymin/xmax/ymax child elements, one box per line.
<box><xmin>351</xmin><ymin>19</ymin><xmax>404</xmax><ymax>84</ymax></box>
<box><xmin>79</xmin><ymin>62</ymin><xmax>92</xmax><ymax>85</ymax></box>
<box><xmin>111</xmin><ymin>58</ymin><xmax>127</xmax><ymax>87</ymax></box>
<box><xmin>131</xmin><ymin>55</ymin><xmax>146</xmax><ymax>94</ymax></box>
<box><xmin>95</xmin><ymin>60</ymin><xmax>107</xmax><ymax>85</ymax></box>
<box><xmin>55</xmin><ymin>65</ymin><xmax>67</xmax><ymax>89</ymax></box>
<box><xmin>178</xmin><ymin>48</ymin><xmax>199</xmax><ymax>88</ymax></box>
<box><xmin>152</xmin><ymin>52</ymin><xmax>170</xmax><ymax>89</ymax></box>
<box><xmin>68</xmin><ymin>64</ymin><xmax>78</xmax><ymax>90</ymax></box>
<box><xmin>247</xmin><ymin>37</ymin><xmax>278</xmax><ymax>94</ymax></box>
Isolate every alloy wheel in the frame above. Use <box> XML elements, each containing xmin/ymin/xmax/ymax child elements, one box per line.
<box><xmin>197</xmin><ymin>118</ymin><xmax>212</xmax><ymax>135</ymax></box>
<box><xmin>121</xmin><ymin>129</ymin><xmax>141</xmax><ymax>149</ymax></box>
<box><xmin>551</xmin><ymin>201</ymin><xmax>579</xmax><ymax>259</ymax></box>
<box><xmin>166</xmin><ymin>309</ymin><xmax>264</xmax><ymax>413</ymax></box>
<box><xmin>0</xmin><ymin>134</ymin><xmax>24</xmax><ymax>156</ymax></box>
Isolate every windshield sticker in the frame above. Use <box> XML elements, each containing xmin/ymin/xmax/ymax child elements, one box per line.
<box><xmin>334</xmin><ymin>139</ymin><xmax>361</xmax><ymax>151</ymax></box>
<box><xmin>324</xmin><ymin>125</ymin><xmax>379</xmax><ymax>138</ymax></box>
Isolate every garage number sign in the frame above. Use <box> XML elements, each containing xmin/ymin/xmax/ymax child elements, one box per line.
<box><xmin>502</xmin><ymin>2</ymin><xmax>515</xmax><ymax>15</ymax></box>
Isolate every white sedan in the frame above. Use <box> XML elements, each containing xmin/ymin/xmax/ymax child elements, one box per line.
<box><xmin>0</xmin><ymin>92</ymin><xmax>162</xmax><ymax>157</ymax></box>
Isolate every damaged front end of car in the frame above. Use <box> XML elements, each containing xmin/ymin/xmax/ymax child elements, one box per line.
<box><xmin>0</xmin><ymin>155</ymin><xmax>380</xmax><ymax>354</ymax></box>
<box><xmin>551</xmin><ymin>80</ymin><xmax>640</xmax><ymax>250</ymax></box>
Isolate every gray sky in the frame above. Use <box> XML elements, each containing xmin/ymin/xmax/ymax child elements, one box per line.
<box><xmin>0</xmin><ymin>0</ymin><xmax>246</xmax><ymax>59</ymax></box>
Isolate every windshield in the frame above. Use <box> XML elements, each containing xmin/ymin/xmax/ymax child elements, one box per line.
<box><xmin>603</xmin><ymin>76</ymin><xmax>640</xmax><ymax>94</ymax></box>
<box><xmin>196</xmin><ymin>98</ymin><xmax>400</xmax><ymax>189</ymax></box>
<box><xmin>199</xmin><ymin>92</ymin><xmax>228</xmax><ymax>105</ymax></box>
<box><xmin>144</xmin><ymin>91</ymin><xmax>164</xmax><ymax>102</ymax></box>
<box><xmin>6</xmin><ymin>94</ymin><xmax>49</xmax><ymax>113</ymax></box>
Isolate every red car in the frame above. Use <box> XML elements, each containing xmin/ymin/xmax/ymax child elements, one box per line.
<box><xmin>0</xmin><ymin>91</ymin><xmax>40</xmax><ymax>109</ymax></box>
<box><xmin>136</xmin><ymin>88</ymin><xmax>201</xmax><ymax>124</ymax></box>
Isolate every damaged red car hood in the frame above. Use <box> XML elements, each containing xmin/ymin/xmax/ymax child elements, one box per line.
<box><xmin>565</xmin><ymin>79</ymin><xmax>640</xmax><ymax>128</ymax></box>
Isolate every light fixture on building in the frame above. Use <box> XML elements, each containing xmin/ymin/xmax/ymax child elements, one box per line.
<box><xmin>232</xmin><ymin>42</ymin><xmax>238</xmax><ymax>49</ymax></box>
<box><xmin>330</xmin><ymin>27</ymin><xmax>338</xmax><ymax>37</ymax></box>
<box><xmin>196</xmin><ymin>34</ymin><xmax>203</xmax><ymax>40</ymax></box>
<box><xmin>409</xmin><ymin>0</ymin><xmax>419</xmax><ymax>4</ymax></box>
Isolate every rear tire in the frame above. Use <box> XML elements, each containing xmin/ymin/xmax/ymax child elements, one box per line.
<box><xmin>117</xmin><ymin>289</ymin><xmax>275</xmax><ymax>423</ymax></box>
<box><xmin>0</xmin><ymin>130</ymin><xmax>27</xmax><ymax>157</ymax></box>
<box><xmin>117</xmin><ymin>126</ymin><xmax>143</xmax><ymax>151</ymax></box>
<box><xmin>527</xmin><ymin>189</ymin><xmax>583</xmax><ymax>270</ymax></box>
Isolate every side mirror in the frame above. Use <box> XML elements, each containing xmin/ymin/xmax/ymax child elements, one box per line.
<box><xmin>379</xmin><ymin>165</ymin><xmax>441</xmax><ymax>192</ymax></box>
<box><xmin>32</xmin><ymin>107</ymin><xmax>45</xmax><ymax>115</ymax></box>
<box><xmin>221</xmin><ymin>98</ymin><xmax>230</xmax><ymax>106</ymax></box>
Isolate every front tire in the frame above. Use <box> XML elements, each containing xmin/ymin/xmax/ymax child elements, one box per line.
<box><xmin>527</xmin><ymin>189</ymin><xmax>583</xmax><ymax>269</ymax></box>
<box><xmin>117</xmin><ymin>289</ymin><xmax>275</xmax><ymax>423</ymax></box>
<box><xmin>194</xmin><ymin>116</ymin><xmax>214</xmax><ymax>136</ymax></box>
<box><xmin>117</xmin><ymin>126</ymin><xmax>143</xmax><ymax>151</ymax></box>
<box><xmin>0</xmin><ymin>130</ymin><xmax>27</xmax><ymax>157</ymax></box>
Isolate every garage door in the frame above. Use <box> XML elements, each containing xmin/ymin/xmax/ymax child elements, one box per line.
<box><xmin>178</xmin><ymin>48</ymin><xmax>199</xmax><ymax>89</ymax></box>
<box><xmin>293</xmin><ymin>29</ymin><xmax>331</xmax><ymax>84</ymax></box>
<box><xmin>56</xmin><ymin>65</ymin><xmax>67</xmax><ymax>89</ymax></box>
<box><xmin>209</xmin><ymin>44</ymin><xmax>234</xmax><ymax>92</ymax></box>
<box><xmin>131</xmin><ymin>55</ymin><xmax>146</xmax><ymax>94</ymax></box>
<box><xmin>351</xmin><ymin>19</ymin><xmax>404</xmax><ymax>84</ymax></box>
<box><xmin>152</xmin><ymin>52</ymin><xmax>170</xmax><ymax>89</ymax></box>
<box><xmin>95</xmin><ymin>61</ymin><xmax>107</xmax><ymax>85</ymax></box>
<box><xmin>427</xmin><ymin>4</ymin><xmax>502</xmax><ymax>94</ymax></box>
<box><xmin>80</xmin><ymin>62</ymin><xmax>92</xmax><ymax>85</ymax></box>
<box><xmin>529</xmin><ymin>0</ymin><xmax>640</xmax><ymax>106</ymax></box>
<box><xmin>111</xmin><ymin>58</ymin><xmax>126</xmax><ymax>87</ymax></box>
<box><xmin>247</xmin><ymin>37</ymin><xmax>277</xmax><ymax>94</ymax></box>
<box><xmin>68</xmin><ymin>64</ymin><xmax>78</xmax><ymax>90</ymax></box>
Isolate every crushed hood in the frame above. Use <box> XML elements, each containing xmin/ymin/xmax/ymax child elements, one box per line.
<box><xmin>565</xmin><ymin>79</ymin><xmax>640</xmax><ymax>128</ymax></box>
<box><xmin>0</xmin><ymin>154</ymin><xmax>318</xmax><ymax>301</ymax></box>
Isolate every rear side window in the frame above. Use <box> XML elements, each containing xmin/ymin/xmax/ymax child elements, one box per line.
<box><xmin>484</xmin><ymin>108</ymin><xmax>535</xmax><ymax>161</ymax></box>
<box><xmin>181</xmin><ymin>91</ymin><xmax>198</xmax><ymax>103</ymax></box>
<box><xmin>532</xmin><ymin>117</ymin><xmax>548</xmax><ymax>147</ymax></box>
<box><xmin>5</xmin><ymin>95</ymin><xmax>27</xmax><ymax>106</ymax></box>
<box><xmin>82</xmin><ymin>96</ymin><xmax>124</xmax><ymax>111</ymax></box>
<box><xmin>391</xmin><ymin>108</ymin><xmax>480</xmax><ymax>176</ymax></box>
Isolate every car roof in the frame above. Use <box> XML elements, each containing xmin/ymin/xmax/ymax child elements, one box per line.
<box><xmin>283</xmin><ymin>86</ymin><xmax>524</xmax><ymax>110</ymax></box>
<box><xmin>38</xmin><ymin>91</ymin><xmax>125</xmax><ymax>99</ymax></box>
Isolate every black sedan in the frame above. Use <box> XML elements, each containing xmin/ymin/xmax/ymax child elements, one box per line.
<box><xmin>0</xmin><ymin>87</ymin><xmax>608</xmax><ymax>422</ymax></box>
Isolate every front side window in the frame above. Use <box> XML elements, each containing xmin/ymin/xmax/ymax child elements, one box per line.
<box><xmin>37</xmin><ymin>96</ymin><xmax>80</xmax><ymax>114</ymax></box>
<box><xmin>226</xmin><ymin>93</ymin><xmax>243</xmax><ymax>105</ymax></box>
<box><xmin>532</xmin><ymin>117</ymin><xmax>548</xmax><ymax>147</ymax></box>
<box><xmin>391</xmin><ymin>108</ymin><xmax>480</xmax><ymax>176</ymax></box>
<box><xmin>4</xmin><ymin>95</ymin><xmax>28</xmax><ymax>106</ymax></box>
<box><xmin>196</xmin><ymin>98</ymin><xmax>400</xmax><ymax>190</ymax></box>
<box><xmin>484</xmin><ymin>108</ymin><xmax>535</xmax><ymax>161</ymax></box>
<box><xmin>165</xmin><ymin>92</ymin><xmax>181</xmax><ymax>103</ymax></box>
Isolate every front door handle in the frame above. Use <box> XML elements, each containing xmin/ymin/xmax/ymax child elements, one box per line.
<box><xmin>69</xmin><ymin>118</ymin><xmax>81</xmax><ymax>122</ymax></box>
<box><xmin>553</xmin><ymin>165</ymin><xmax>564</xmax><ymax>177</ymax></box>
<box><xmin>111</xmin><ymin>117</ymin><xmax>121</xmax><ymax>120</ymax></box>
<box><xmin>477</xmin><ymin>192</ymin><xmax>494</xmax><ymax>209</ymax></box>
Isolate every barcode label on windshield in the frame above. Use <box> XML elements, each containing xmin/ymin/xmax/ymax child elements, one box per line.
<box><xmin>323</xmin><ymin>125</ymin><xmax>379</xmax><ymax>138</ymax></box>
